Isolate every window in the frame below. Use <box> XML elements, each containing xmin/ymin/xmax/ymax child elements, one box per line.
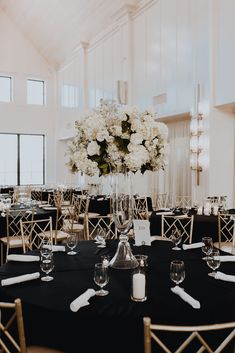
<box><xmin>0</xmin><ymin>134</ymin><xmax>17</xmax><ymax>185</ymax></box>
<box><xmin>0</xmin><ymin>133</ymin><xmax>45</xmax><ymax>185</ymax></box>
<box><xmin>27</xmin><ymin>79</ymin><xmax>45</xmax><ymax>105</ymax></box>
<box><xmin>0</xmin><ymin>75</ymin><xmax>12</xmax><ymax>102</ymax></box>
<box><xmin>61</xmin><ymin>84</ymin><xmax>79</xmax><ymax>108</ymax></box>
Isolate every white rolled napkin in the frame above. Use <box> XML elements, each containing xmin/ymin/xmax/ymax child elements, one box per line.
<box><xmin>70</xmin><ymin>289</ymin><xmax>96</xmax><ymax>312</ymax></box>
<box><xmin>171</xmin><ymin>286</ymin><xmax>200</xmax><ymax>309</ymax></box>
<box><xmin>214</xmin><ymin>271</ymin><xmax>235</xmax><ymax>283</ymax></box>
<box><xmin>7</xmin><ymin>254</ymin><xmax>40</xmax><ymax>262</ymax></box>
<box><xmin>182</xmin><ymin>242</ymin><xmax>204</xmax><ymax>250</ymax></box>
<box><xmin>43</xmin><ymin>245</ymin><xmax>65</xmax><ymax>252</ymax></box>
<box><xmin>1</xmin><ymin>272</ymin><xmax>40</xmax><ymax>286</ymax></box>
<box><xmin>219</xmin><ymin>256</ymin><xmax>235</xmax><ymax>262</ymax></box>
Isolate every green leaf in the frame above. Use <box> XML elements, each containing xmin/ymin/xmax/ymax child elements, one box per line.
<box><xmin>121</xmin><ymin>120</ymin><xmax>131</xmax><ymax>133</ymax></box>
<box><xmin>114</xmin><ymin>136</ymin><xmax>129</xmax><ymax>153</ymax></box>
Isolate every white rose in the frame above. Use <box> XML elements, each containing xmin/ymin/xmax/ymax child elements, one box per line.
<box><xmin>87</xmin><ymin>141</ymin><xmax>100</xmax><ymax>156</ymax></box>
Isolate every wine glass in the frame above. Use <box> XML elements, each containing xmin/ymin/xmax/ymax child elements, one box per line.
<box><xmin>182</xmin><ymin>206</ymin><xmax>189</xmax><ymax>216</ymax></box>
<box><xmin>66</xmin><ymin>233</ymin><xmax>78</xmax><ymax>255</ymax></box>
<box><xmin>206</xmin><ymin>249</ymin><xmax>221</xmax><ymax>276</ymax></box>
<box><xmin>40</xmin><ymin>237</ymin><xmax>52</xmax><ymax>260</ymax></box>
<box><xmin>170</xmin><ymin>260</ymin><xmax>185</xmax><ymax>288</ymax></box>
<box><xmin>94</xmin><ymin>263</ymin><xmax>109</xmax><ymax>296</ymax></box>
<box><xmin>97</xmin><ymin>228</ymin><xmax>107</xmax><ymax>248</ymax></box>
<box><xmin>40</xmin><ymin>253</ymin><xmax>54</xmax><ymax>282</ymax></box>
<box><xmin>202</xmin><ymin>237</ymin><xmax>213</xmax><ymax>260</ymax></box>
<box><xmin>171</xmin><ymin>229</ymin><xmax>182</xmax><ymax>250</ymax></box>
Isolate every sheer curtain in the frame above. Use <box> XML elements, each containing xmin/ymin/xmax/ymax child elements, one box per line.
<box><xmin>153</xmin><ymin>119</ymin><xmax>191</xmax><ymax>204</ymax></box>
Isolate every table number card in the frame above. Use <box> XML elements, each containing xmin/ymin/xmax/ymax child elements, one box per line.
<box><xmin>133</xmin><ymin>220</ymin><xmax>151</xmax><ymax>246</ymax></box>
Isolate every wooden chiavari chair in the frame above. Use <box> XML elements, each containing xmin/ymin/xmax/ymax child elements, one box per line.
<box><xmin>72</xmin><ymin>194</ymin><xmax>100</xmax><ymax>239</ymax></box>
<box><xmin>214</xmin><ymin>213</ymin><xmax>235</xmax><ymax>254</ymax></box>
<box><xmin>48</xmin><ymin>192</ymin><xmax>63</xmax><ymax>208</ymax></box>
<box><xmin>161</xmin><ymin>215</ymin><xmax>194</xmax><ymax>244</ymax></box>
<box><xmin>175</xmin><ymin>196</ymin><xmax>192</xmax><ymax>209</ymax></box>
<box><xmin>0</xmin><ymin>209</ymin><xmax>34</xmax><ymax>264</ymax></box>
<box><xmin>85</xmin><ymin>214</ymin><xmax>117</xmax><ymax>240</ymax></box>
<box><xmin>155</xmin><ymin>193</ymin><xmax>168</xmax><ymax>210</ymax></box>
<box><xmin>31</xmin><ymin>190</ymin><xmax>43</xmax><ymax>202</ymax></box>
<box><xmin>133</xmin><ymin>197</ymin><xmax>151</xmax><ymax>220</ymax></box>
<box><xmin>143</xmin><ymin>316</ymin><xmax>235</xmax><ymax>353</ymax></box>
<box><xmin>20</xmin><ymin>217</ymin><xmax>53</xmax><ymax>252</ymax></box>
<box><xmin>0</xmin><ymin>298</ymin><xmax>64</xmax><ymax>353</ymax></box>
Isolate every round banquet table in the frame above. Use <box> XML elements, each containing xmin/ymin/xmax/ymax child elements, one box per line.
<box><xmin>0</xmin><ymin>240</ymin><xmax>234</xmax><ymax>352</ymax></box>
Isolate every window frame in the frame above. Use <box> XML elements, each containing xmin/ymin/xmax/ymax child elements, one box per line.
<box><xmin>0</xmin><ymin>132</ymin><xmax>45</xmax><ymax>186</ymax></box>
<box><xmin>27</xmin><ymin>78</ymin><xmax>46</xmax><ymax>105</ymax></box>
<box><xmin>0</xmin><ymin>75</ymin><xmax>13</xmax><ymax>103</ymax></box>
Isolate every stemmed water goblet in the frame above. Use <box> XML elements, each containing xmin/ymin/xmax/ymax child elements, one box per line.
<box><xmin>40</xmin><ymin>237</ymin><xmax>52</xmax><ymax>259</ymax></box>
<box><xmin>94</xmin><ymin>263</ymin><xmax>109</xmax><ymax>296</ymax></box>
<box><xmin>182</xmin><ymin>206</ymin><xmax>189</xmax><ymax>216</ymax></box>
<box><xmin>40</xmin><ymin>252</ymin><xmax>54</xmax><ymax>282</ymax></box>
<box><xmin>66</xmin><ymin>232</ymin><xmax>78</xmax><ymax>255</ymax></box>
<box><xmin>96</xmin><ymin>228</ymin><xmax>107</xmax><ymax>248</ymax></box>
<box><xmin>201</xmin><ymin>237</ymin><xmax>213</xmax><ymax>260</ymax></box>
<box><xmin>171</xmin><ymin>229</ymin><xmax>182</xmax><ymax>250</ymax></box>
<box><xmin>206</xmin><ymin>249</ymin><xmax>221</xmax><ymax>276</ymax></box>
<box><xmin>169</xmin><ymin>260</ymin><xmax>185</xmax><ymax>288</ymax></box>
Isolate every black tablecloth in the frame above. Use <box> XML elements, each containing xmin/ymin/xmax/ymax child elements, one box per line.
<box><xmin>0</xmin><ymin>240</ymin><xmax>234</xmax><ymax>352</ymax></box>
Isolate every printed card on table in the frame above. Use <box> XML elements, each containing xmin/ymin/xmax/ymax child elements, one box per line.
<box><xmin>133</xmin><ymin>220</ymin><xmax>151</xmax><ymax>246</ymax></box>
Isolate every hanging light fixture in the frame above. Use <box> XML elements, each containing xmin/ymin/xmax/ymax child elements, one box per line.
<box><xmin>190</xmin><ymin>84</ymin><xmax>204</xmax><ymax>186</ymax></box>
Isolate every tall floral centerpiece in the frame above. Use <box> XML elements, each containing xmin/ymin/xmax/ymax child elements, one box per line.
<box><xmin>67</xmin><ymin>99</ymin><xmax>168</xmax><ymax>269</ymax></box>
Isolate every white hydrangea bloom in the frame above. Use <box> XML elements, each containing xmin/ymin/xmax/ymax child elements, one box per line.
<box><xmin>87</xmin><ymin>141</ymin><xmax>100</xmax><ymax>156</ymax></box>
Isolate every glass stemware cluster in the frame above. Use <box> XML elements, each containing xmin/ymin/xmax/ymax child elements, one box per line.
<box><xmin>201</xmin><ymin>237</ymin><xmax>221</xmax><ymax>276</ymax></box>
<box><xmin>40</xmin><ymin>238</ymin><xmax>54</xmax><ymax>282</ymax></box>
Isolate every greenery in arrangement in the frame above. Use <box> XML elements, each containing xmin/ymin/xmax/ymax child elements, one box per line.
<box><xmin>66</xmin><ymin>99</ymin><xmax>169</xmax><ymax>177</ymax></box>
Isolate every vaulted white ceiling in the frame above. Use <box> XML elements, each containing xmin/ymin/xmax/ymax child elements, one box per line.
<box><xmin>0</xmin><ymin>0</ymin><xmax>139</xmax><ymax>68</ymax></box>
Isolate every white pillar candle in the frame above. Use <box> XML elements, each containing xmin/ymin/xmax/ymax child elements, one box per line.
<box><xmin>213</xmin><ymin>206</ymin><xmax>218</xmax><ymax>216</ymax></box>
<box><xmin>132</xmin><ymin>273</ymin><xmax>146</xmax><ymax>299</ymax></box>
<box><xmin>204</xmin><ymin>207</ymin><xmax>211</xmax><ymax>216</ymax></box>
<box><xmin>197</xmin><ymin>206</ymin><xmax>203</xmax><ymax>215</ymax></box>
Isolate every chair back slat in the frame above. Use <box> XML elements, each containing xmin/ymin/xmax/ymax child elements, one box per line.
<box><xmin>20</xmin><ymin>217</ymin><xmax>53</xmax><ymax>251</ymax></box>
<box><xmin>161</xmin><ymin>215</ymin><xmax>194</xmax><ymax>244</ymax></box>
<box><xmin>0</xmin><ymin>299</ymin><xmax>27</xmax><ymax>353</ymax></box>
<box><xmin>143</xmin><ymin>317</ymin><xmax>235</xmax><ymax>353</ymax></box>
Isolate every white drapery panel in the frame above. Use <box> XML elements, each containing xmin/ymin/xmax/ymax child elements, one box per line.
<box><xmin>153</xmin><ymin>119</ymin><xmax>191</xmax><ymax>205</ymax></box>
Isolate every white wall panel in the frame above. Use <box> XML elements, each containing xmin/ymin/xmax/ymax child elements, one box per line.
<box><xmin>145</xmin><ymin>2</ymin><xmax>161</xmax><ymax>109</ymax></box>
<box><xmin>103</xmin><ymin>36</ymin><xmax>113</xmax><ymax>100</ymax></box>
<box><xmin>95</xmin><ymin>45</ymin><xmax>104</xmax><ymax>106</ymax></box>
<box><xmin>112</xmin><ymin>29</ymin><xmax>122</xmax><ymax>102</ymax></box>
<box><xmin>214</xmin><ymin>0</ymin><xmax>235</xmax><ymax>106</ymax></box>
<box><xmin>132</xmin><ymin>13</ymin><xmax>146</xmax><ymax>109</ymax></box>
<box><xmin>87</xmin><ymin>48</ymin><xmax>96</xmax><ymax>109</ymax></box>
<box><xmin>160</xmin><ymin>0</ymin><xmax>177</xmax><ymax>116</ymax></box>
<box><xmin>176</xmin><ymin>0</ymin><xmax>193</xmax><ymax>113</ymax></box>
